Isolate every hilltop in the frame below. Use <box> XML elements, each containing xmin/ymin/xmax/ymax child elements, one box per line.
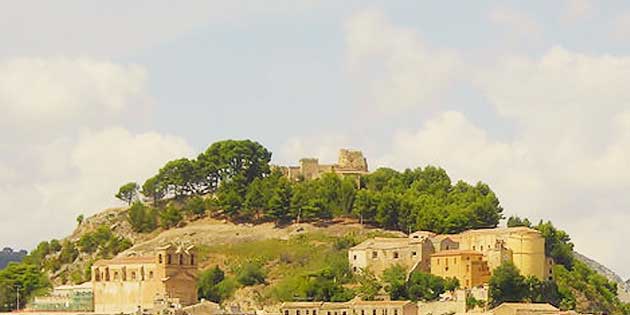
<box><xmin>2</xmin><ymin>140</ymin><xmax>629</xmax><ymax>315</ymax></box>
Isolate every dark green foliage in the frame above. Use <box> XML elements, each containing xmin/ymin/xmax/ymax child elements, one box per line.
<box><xmin>115</xmin><ymin>182</ymin><xmax>139</xmax><ymax>205</ymax></box>
<box><xmin>382</xmin><ymin>265</ymin><xmax>451</xmax><ymax>302</ymax></box>
<box><xmin>77</xmin><ymin>225</ymin><xmax>132</xmax><ymax>258</ymax></box>
<box><xmin>489</xmin><ymin>262</ymin><xmax>530</xmax><ymax>307</ymax></box>
<box><xmin>58</xmin><ymin>241</ymin><xmax>79</xmax><ymax>265</ymax></box>
<box><xmin>127</xmin><ymin>201</ymin><xmax>158</xmax><ymax>233</ymax></box>
<box><xmin>355</xmin><ymin>270</ymin><xmax>382</xmax><ymax>300</ymax></box>
<box><xmin>525</xmin><ymin>276</ymin><xmax>560</xmax><ymax>306</ymax></box>
<box><xmin>76</xmin><ymin>214</ymin><xmax>84</xmax><ymax>226</ymax></box>
<box><xmin>267</xmin><ymin>177</ymin><xmax>293</xmax><ymax>223</ymax></box>
<box><xmin>127</xmin><ymin>140</ymin><xmax>504</xmax><ymax>237</ymax></box>
<box><xmin>159</xmin><ymin>206</ymin><xmax>183</xmax><ymax>229</ymax></box>
<box><xmin>553</xmin><ymin>260</ymin><xmax>628</xmax><ymax>314</ymax></box>
<box><xmin>184</xmin><ymin>196</ymin><xmax>207</xmax><ymax>216</ymax></box>
<box><xmin>535</xmin><ymin>221</ymin><xmax>574</xmax><ymax>269</ymax></box>
<box><xmin>0</xmin><ymin>263</ymin><xmax>50</xmax><ymax>311</ymax></box>
<box><xmin>198</xmin><ymin>266</ymin><xmax>226</xmax><ymax>303</ymax></box>
<box><xmin>236</xmin><ymin>262</ymin><xmax>266</xmax><ymax>286</ymax></box>
<box><xmin>507</xmin><ymin>215</ymin><xmax>532</xmax><ymax>228</ymax></box>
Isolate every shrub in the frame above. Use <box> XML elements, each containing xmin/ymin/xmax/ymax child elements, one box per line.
<box><xmin>236</xmin><ymin>262</ymin><xmax>266</xmax><ymax>286</ymax></box>
<box><xmin>159</xmin><ymin>206</ymin><xmax>183</xmax><ymax>229</ymax></box>
<box><xmin>185</xmin><ymin>196</ymin><xmax>206</xmax><ymax>216</ymax></box>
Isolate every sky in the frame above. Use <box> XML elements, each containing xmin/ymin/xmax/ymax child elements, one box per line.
<box><xmin>1</xmin><ymin>0</ymin><xmax>629</xmax><ymax>279</ymax></box>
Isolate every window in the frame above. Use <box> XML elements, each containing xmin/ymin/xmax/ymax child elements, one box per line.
<box><xmin>373</xmin><ymin>310</ymin><xmax>377</xmax><ymax>315</ymax></box>
<box><xmin>480</xmin><ymin>246</ymin><xmax>484</xmax><ymax>251</ymax></box>
<box><xmin>179</xmin><ymin>254</ymin><xmax>184</xmax><ymax>265</ymax></box>
<box><xmin>393</xmin><ymin>252</ymin><xmax>399</xmax><ymax>259</ymax></box>
<box><xmin>372</xmin><ymin>251</ymin><xmax>378</xmax><ymax>259</ymax></box>
<box><xmin>114</xmin><ymin>272</ymin><xmax>119</xmax><ymax>281</ymax></box>
<box><xmin>159</xmin><ymin>254</ymin><xmax>163</xmax><ymax>264</ymax></box>
<box><xmin>466</xmin><ymin>265</ymin><xmax>470</xmax><ymax>271</ymax></box>
<box><xmin>285</xmin><ymin>311</ymin><xmax>289</xmax><ymax>315</ymax></box>
<box><xmin>343</xmin><ymin>312</ymin><xmax>347</xmax><ymax>315</ymax></box>
<box><xmin>411</xmin><ymin>251</ymin><xmax>416</xmax><ymax>256</ymax></box>
<box><xmin>296</xmin><ymin>311</ymin><xmax>300</xmax><ymax>315</ymax></box>
<box><xmin>353</xmin><ymin>267</ymin><xmax>357</xmax><ymax>272</ymax></box>
<box><xmin>445</xmin><ymin>267</ymin><xmax>449</xmax><ymax>272</ymax></box>
<box><xmin>313</xmin><ymin>310</ymin><xmax>317</xmax><ymax>315</ymax></box>
<box><xmin>306</xmin><ymin>310</ymin><xmax>309</xmax><ymax>315</ymax></box>
<box><xmin>437</xmin><ymin>258</ymin><xmax>440</xmax><ymax>265</ymax></box>
<box><xmin>361</xmin><ymin>310</ymin><xmax>365</xmax><ymax>315</ymax></box>
<box><xmin>394</xmin><ymin>310</ymin><xmax>398</xmax><ymax>315</ymax></box>
<box><xmin>131</xmin><ymin>272</ymin><xmax>137</xmax><ymax>280</ymax></box>
<box><xmin>149</xmin><ymin>271</ymin><xmax>154</xmax><ymax>280</ymax></box>
<box><xmin>472</xmin><ymin>246</ymin><xmax>476</xmax><ymax>251</ymax></box>
<box><xmin>167</xmin><ymin>254</ymin><xmax>172</xmax><ymax>264</ymax></box>
<box><xmin>446</xmin><ymin>245</ymin><xmax>450</xmax><ymax>250</ymax></box>
<box><xmin>191</xmin><ymin>254</ymin><xmax>195</xmax><ymax>265</ymax></box>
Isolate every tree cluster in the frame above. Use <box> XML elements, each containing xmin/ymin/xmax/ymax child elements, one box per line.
<box><xmin>381</xmin><ymin>265</ymin><xmax>459</xmax><ymax>302</ymax></box>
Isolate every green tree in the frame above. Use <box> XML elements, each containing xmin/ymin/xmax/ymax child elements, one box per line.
<box><xmin>159</xmin><ymin>206</ymin><xmax>183</xmax><ymax>229</ymax></box>
<box><xmin>382</xmin><ymin>264</ymin><xmax>408</xmax><ymax>300</ymax></box>
<box><xmin>142</xmin><ymin>175</ymin><xmax>166</xmax><ymax>205</ymax></box>
<box><xmin>535</xmin><ymin>221</ymin><xmax>574</xmax><ymax>269</ymax></box>
<box><xmin>58</xmin><ymin>241</ymin><xmax>79</xmax><ymax>264</ymax></box>
<box><xmin>407</xmin><ymin>272</ymin><xmax>450</xmax><ymax>302</ymax></box>
<box><xmin>507</xmin><ymin>216</ymin><xmax>532</xmax><ymax>228</ymax></box>
<box><xmin>116</xmin><ymin>182</ymin><xmax>139</xmax><ymax>205</ymax></box>
<box><xmin>489</xmin><ymin>262</ymin><xmax>529</xmax><ymax>307</ymax></box>
<box><xmin>376</xmin><ymin>192</ymin><xmax>400</xmax><ymax>229</ymax></box>
<box><xmin>184</xmin><ymin>196</ymin><xmax>207</xmax><ymax>216</ymax></box>
<box><xmin>268</xmin><ymin>178</ymin><xmax>293</xmax><ymax>223</ymax></box>
<box><xmin>127</xmin><ymin>201</ymin><xmax>157</xmax><ymax>233</ymax></box>
<box><xmin>198</xmin><ymin>266</ymin><xmax>225</xmax><ymax>303</ymax></box>
<box><xmin>0</xmin><ymin>263</ymin><xmax>50</xmax><ymax>311</ymax></box>
<box><xmin>355</xmin><ymin>270</ymin><xmax>382</xmax><ymax>300</ymax></box>
<box><xmin>76</xmin><ymin>214</ymin><xmax>84</xmax><ymax>226</ymax></box>
<box><xmin>352</xmin><ymin>189</ymin><xmax>379</xmax><ymax>224</ymax></box>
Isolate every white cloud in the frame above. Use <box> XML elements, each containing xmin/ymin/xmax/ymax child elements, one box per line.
<box><xmin>382</xmin><ymin>47</ymin><xmax>630</xmax><ymax>278</ymax></box>
<box><xmin>0</xmin><ymin>127</ymin><xmax>193</xmax><ymax>250</ymax></box>
<box><xmin>0</xmin><ymin>57</ymin><xmax>147</xmax><ymax>135</ymax></box>
<box><xmin>344</xmin><ymin>9</ymin><xmax>459</xmax><ymax>111</ymax></box>
<box><xmin>0</xmin><ymin>57</ymin><xmax>193</xmax><ymax>250</ymax></box>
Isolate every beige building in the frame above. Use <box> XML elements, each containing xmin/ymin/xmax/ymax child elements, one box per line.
<box><xmin>280</xmin><ymin>300</ymin><xmax>416</xmax><ymax>315</ymax></box>
<box><xmin>350</xmin><ymin>227</ymin><xmax>552</xmax><ymax>285</ymax></box>
<box><xmin>92</xmin><ymin>243</ymin><xmax>198</xmax><ymax>314</ymax></box>
<box><xmin>277</xmin><ymin>149</ymin><xmax>369</xmax><ymax>181</ymax></box>
<box><xmin>457</xmin><ymin>227</ymin><xmax>551</xmax><ymax>280</ymax></box>
<box><xmin>348</xmin><ymin>237</ymin><xmax>434</xmax><ymax>276</ymax></box>
<box><xmin>490</xmin><ymin>303</ymin><xmax>559</xmax><ymax>315</ymax></box>
<box><xmin>430</xmin><ymin>250</ymin><xmax>491</xmax><ymax>289</ymax></box>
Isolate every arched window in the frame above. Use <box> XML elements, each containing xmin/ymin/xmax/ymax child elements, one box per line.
<box><xmin>179</xmin><ymin>254</ymin><xmax>184</xmax><ymax>265</ymax></box>
<box><xmin>167</xmin><ymin>254</ymin><xmax>172</xmax><ymax>264</ymax></box>
<box><xmin>190</xmin><ymin>254</ymin><xmax>195</xmax><ymax>265</ymax></box>
<box><xmin>149</xmin><ymin>271</ymin><xmax>154</xmax><ymax>280</ymax></box>
<box><xmin>131</xmin><ymin>272</ymin><xmax>137</xmax><ymax>281</ymax></box>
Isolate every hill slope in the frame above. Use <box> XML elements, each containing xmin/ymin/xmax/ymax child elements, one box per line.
<box><xmin>574</xmin><ymin>252</ymin><xmax>630</xmax><ymax>303</ymax></box>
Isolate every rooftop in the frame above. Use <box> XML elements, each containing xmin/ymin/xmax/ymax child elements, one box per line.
<box><xmin>492</xmin><ymin>303</ymin><xmax>559</xmax><ymax>312</ymax></box>
<box><xmin>93</xmin><ymin>256</ymin><xmax>155</xmax><ymax>266</ymax></box>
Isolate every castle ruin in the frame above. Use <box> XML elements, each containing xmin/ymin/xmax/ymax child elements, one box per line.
<box><xmin>277</xmin><ymin>149</ymin><xmax>369</xmax><ymax>181</ymax></box>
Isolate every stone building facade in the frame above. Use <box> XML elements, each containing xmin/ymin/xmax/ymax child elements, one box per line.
<box><xmin>28</xmin><ymin>283</ymin><xmax>93</xmax><ymax>312</ymax></box>
<box><xmin>348</xmin><ymin>237</ymin><xmax>434</xmax><ymax>276</ymax></box>
<box><xmin>350</xmin><ymin>227</ymin><xmax>552</xmax><ymax>285</ymax></box>
<box><xmin>277</xmin><ymin>149</ymin><xmax>369</xmax><ymax>181</ymax></box>
<box><xmin>281</xmin><ymin>300</ymin><xmax>417</xmax><ymax>315</ymax></box>
<box><xmin>430</xmin><ymin>250</ymin><xmax>491</xmax><ymax>289</ymax></box>
<box><xmin>92</xmin><ymin>243</ymin><xmax>198</xmax><ymax>314</ymax></box>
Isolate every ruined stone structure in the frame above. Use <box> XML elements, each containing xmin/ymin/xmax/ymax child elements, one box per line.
<box><xmin>92</xmin><ymin>243</ymin><xmax>198</xmax><ymax>314</ymax></box>
<box><xmin>281</xmin><ymin>299</ymin><xmax>417</xmax><ymax>315</ymax></box>
<box><xmin>277</xmin><ymin>149</ymin><xmax>369</xmax><ymax>181</ymax></box>
<box><xmin>350</xmin><ymin>227</ymin><xmax>552</xmax><ymax>286</ymax></box>
<box><xmin>430</xmin><ymin>250</ymin><xmax>491</xmax><ymax>289</ymax></box>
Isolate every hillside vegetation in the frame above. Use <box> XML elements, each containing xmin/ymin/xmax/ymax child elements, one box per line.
<box><xmin>0</xmin><ymin>139</ymin><xmax>628</xmax><ymax>315</ymax></box>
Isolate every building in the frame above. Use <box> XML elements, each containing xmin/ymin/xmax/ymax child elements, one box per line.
<box><xmin>430</xmin><ymin>250</ymin><xmax>491</xmax><ymax>289</ymax></box>
<box><xmin>490</xmin><ymin>303</ymin><xmax>559</xmax><ymax>315</ymax></box>
<box><xmin>348</xmin><ymin>236</ymin><xmax>434</xmax><ymax>276</ymax></box>
<box><xmin>28</xmin><ymin>282</ymin><xmax>93</xmax><ymax>312</ymax></box>
<box><xmin>92</xmin><ymin>243</ymin><xmax>198</xmax><ymax>314</ymax></box>
<box><xmin>276</xmin><ymin>149</ymin><xmax>369</xmax><ymax>181</ymax></box>
<box><xmin>456</xmin><ymin>227</ymin><xmax>550</xmax><ymax>280</ymax></box>
<box><xmin>350</xmin><ymin>227</ymin><xmax>552</xmax><ymax>285</ymax></box>
<box><xmin>280</xmin><ymin>300</ymin><xmax>417</xmax><ymax>315</ymax></box>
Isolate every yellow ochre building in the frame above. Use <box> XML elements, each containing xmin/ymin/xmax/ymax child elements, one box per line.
<box><xmin>91</xmin><ymin>243</ymin><xmax>198</xmax><ymax>314</ymax></box>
